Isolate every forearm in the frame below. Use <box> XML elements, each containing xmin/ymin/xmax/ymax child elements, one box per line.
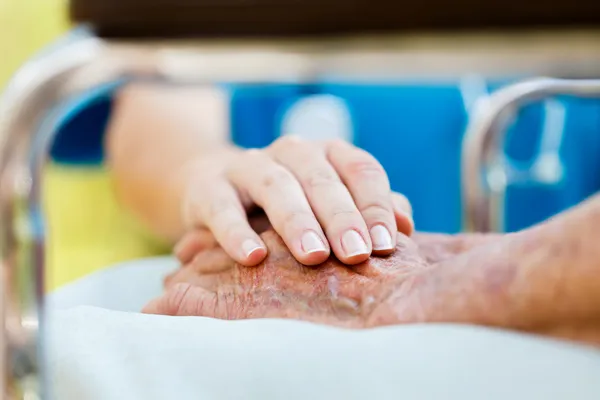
<box><xmin>105</xmin><ymin>84</ymin><xmax>238</xmax><ymax>243</ymax></box>
<box><xmin>398</xmin><ymin>195</ymin><xmax>600</xmax><ymax>337</ymax></box>
<box><xmin>412</xmin><ymin>232</ymin><xmax>502</xmax><ymax>263</ymax></box>
<box><xmin>502</xmin><ymin>194</ymin><xmax>600</xmax><ymax>333</ymax></box>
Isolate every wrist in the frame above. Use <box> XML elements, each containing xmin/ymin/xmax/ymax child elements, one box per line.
<box><xmin>418</xmin><ymin>196</ymin><xmax>600</xmax><ymax>331</ymax></box>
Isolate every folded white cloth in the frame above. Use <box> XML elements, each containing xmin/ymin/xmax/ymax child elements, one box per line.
<box><xmin>45</xmin><ymin>258</ymin><xmax>600</xmax><ymax>400</ymax></box>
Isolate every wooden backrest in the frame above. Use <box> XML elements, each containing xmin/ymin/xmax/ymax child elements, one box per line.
<box><xmin>70</xmin><ymin>0</ymin><xmax>600</xmax><ymax>38</ymax></box>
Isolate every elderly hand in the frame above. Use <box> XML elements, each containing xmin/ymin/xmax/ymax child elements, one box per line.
<box><xmin>147</xmin><ymin>214</ymin><xmax>499</xmax><ymax>328</ymax></box>
<box><xmin>148</xmin><ymin>206</ymin><xmax>600</xmax><ymax>346</ymax></box>
<box><xmin>145</xmin><ymin>228</ymin><xmax>427</xmax><ymax>328</ymax></box>
<box><xmin>179</xmin><ymin>137</ymin><xmax>413</xmax><ymax>268</ymax></box>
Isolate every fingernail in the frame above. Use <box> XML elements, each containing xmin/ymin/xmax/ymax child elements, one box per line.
<box><xmin>341</xmin><ymin>230</ymin><xmax>369</xmax><ymax>257</ymax></box>
<box><xmin>370</xmin><ymin>225</ymin><xmax>394</xmax><ymax>251</ymax></box>
<box><xmin>241</xmin><ymin>239</ymin><xmax>263</xmax><ymax>258</ymax></box>
<box><xmin>301</xmin><ymin>231</ymin><xmax>327</xmax><ymax>254</ymax></box>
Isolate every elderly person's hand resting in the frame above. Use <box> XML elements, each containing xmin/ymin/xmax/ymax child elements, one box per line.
<box><xmin>144</xmin><ymin>195</ymin><xmax>600</xmax><ymax>347</ymax></box>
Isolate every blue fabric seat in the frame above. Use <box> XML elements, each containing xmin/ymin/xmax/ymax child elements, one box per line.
<box><xmin>50</xmin><ymin>82</ymin><xmax>600</xmax><ymax>233</ymax></box>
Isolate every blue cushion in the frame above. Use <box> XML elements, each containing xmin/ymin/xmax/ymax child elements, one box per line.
<box><xmin>49</xmin><ymin>82</ymin><xmax>600</xmax><ymax>233</ymax></box>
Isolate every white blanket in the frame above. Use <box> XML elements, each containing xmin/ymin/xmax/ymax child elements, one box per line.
<box><xmin>46</xmin><ymin>258</ymin><xmax>600</xmax><ymax>400</ymax></box>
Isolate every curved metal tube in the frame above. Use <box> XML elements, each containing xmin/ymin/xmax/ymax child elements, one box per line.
<box><xmin>0</xmin><ymin>31</ymin><xmax>165</xmax><ymax>400</ymax></box>
<box><xmin>0</xmin><ymin>33</ymin><xmax>111</xmax><ymax>400</ymax></box>
<box><xmin>461</xmin><ymin>78</ymin><xmax>600</xmax><ymax>233</ymax></box>
<box><xmin>0</xmin><ymin>28</ymin><xmax>335</xmax><ymax>400</ymax></box>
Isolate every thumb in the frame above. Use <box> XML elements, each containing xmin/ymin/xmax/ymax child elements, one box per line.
<box><xmin>142</xmin><ymin>283</ymin><xmax>218</xmax><ymax>316</ymax></box>
<box><xmin>142</xmin><ymin>283</ymin><xmax>239</xmax><ymax>319</ymax></box>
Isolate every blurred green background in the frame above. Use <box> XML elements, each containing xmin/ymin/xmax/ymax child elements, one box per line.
<box><xmin>0</xmin><ymin>0</ymin><xmax>68</xmax><ymax>87</ymax></box>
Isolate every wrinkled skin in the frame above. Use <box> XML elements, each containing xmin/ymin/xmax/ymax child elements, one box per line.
<box><xmin>144</xmin><ymin>211</ymin><xmax>600</xmax><ymax>346</ymax></box>
<box><xmin>145</xmin><ymin>229</ymin><xmax>430</xmax><ymax>328</ymax></box>
<box><xmin>143</xmin><ymin>218</ymin><xmax>501</xmax><ymax>328</ymax></box>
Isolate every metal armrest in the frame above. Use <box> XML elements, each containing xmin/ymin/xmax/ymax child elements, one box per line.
<box><xmin>461</xmin><ymin>78</ymin><xmax>600</xmax><ymax>233</ymax></box>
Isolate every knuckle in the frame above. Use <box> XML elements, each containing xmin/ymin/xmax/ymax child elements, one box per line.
<box><xmin>360</xmin><ymin>202</ymin><xmax>393</xmax><ymax>219</ymax></box>
<box><xmin>345</xmin><ymin>157</ymin><xmax>385</xmax><ymax>178</ymax></box>
<box><xmin>228</xmin><ymin>150</ymin><xmax>267</xmax><ymax>174</ymax></box>
<box><xmin>221</xmin><ymin>291</ymin><xmax>234</xmax><ymax>320</ymax></box>
<box><xmin>280</xmin><ymin>209</ymin><xmax>314</xmax><ymax>233</ymax></box>
<box><xmin>205</xmin><ymin>198</ymin><xmax>237</xmax><ymax>221</ymax></box>
<box><xmin>241</xmin><ymin>149</ymin><xmax>267</xmax><ymax>163</ymax></box>
<box><xmin>196</xmin><ymin>291</ymin><xmax>210</xmax><ymax>316</ymax></box>
<box><xmin>259</xmin><ymin>168</ymin><xmax>294</xmax><ymax>190</ymax></box>
<box><xmin>330</xmin><ymin>207</ymin><xmax>360</xmax><ymax>222</ymax></box>
<box><xmin>166</xmin><ymin>283</ymin><xmax>193</xmax><ymax>316</ymax></box>
<box><xmin>326</xmin><ymin>138</ymin><xmax>349</xmax><ymax>150</ymax></box>
<box><xmin>303</xmin><ymin>168</ymin><xmax>342</xmax><ymax>189</ymax></box>
<box><xmin>270</xmin><ymin>135</ymin><xmax>304</xmax><ymax>153</ymax></box>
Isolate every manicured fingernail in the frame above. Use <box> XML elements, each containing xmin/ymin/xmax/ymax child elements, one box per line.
<box><xmin>241</xmin><ymin>239</ymin><xmax>263</xmax><ymax>258</ymax></box>
<box><xmin>370</xmin><ymin>225</ymin><xmax>393</xmax><ymax>251</ymax></box>
<box><xmin>341</xmin><ymin>230</ymin><xmax>369</xmax><ymax>257</ymax></box>
<box><xmin>301</xmin><ymin>231</ymin><xmax>327</xmax><ymax>254</ymax></box>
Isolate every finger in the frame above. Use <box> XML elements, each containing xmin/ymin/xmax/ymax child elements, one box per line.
<box><xmin>173</xmin><ymin>229</ymin><xmax>218</xmax><ymax>264</ymax></box>
<box><xmin>326</xmin><ymin>140</ymin><xmax>397</xmax><ymax>256</ymax></box>
<box><xmin>142</xmin><ymin>283</ymin><xmax>191</xmax><ymax>316</ymax></box>
<box><xmin>185</xmin><ymin>179</ymin><xmax>267</xmax><ymax>267</ymax></box>
<box><xmin>227</xmin><ymin>150</ymin><xmax>330</xmax><ymax>265</ymax></box>
<box><xmin>143</xmin><ymin>282</ymin><xmax>242</xmax><ymax>319</ymax></box>
<box><xmin>188</xmin><ymin>247</ymin><xmax>240</xmax><ymax>275</ymax></box>
<box><xmin>142</xmin><ymin>283</ymin><xmax>220</xmax><ymax>317</ymax></box>
<box><xmin>268</xmin><ymin>137</ymin><xmax>371</xmax><ymax>264</ymax></box>
<box><xmin>390</xmin><ymin>192</ymin><xmax>415</xmax><ymax>236</ymax></box>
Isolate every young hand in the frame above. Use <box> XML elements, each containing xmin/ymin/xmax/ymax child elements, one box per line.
<box><xmin>179</xmin><ymin>137</ymin><xmax>413</xmax><ymax>267</ymax></box>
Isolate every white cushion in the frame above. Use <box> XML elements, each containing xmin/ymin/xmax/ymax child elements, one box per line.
<box><xmin>46</xmin><ymin>258</ymin><xmax>600</xmax><ymax>400</ymax></box>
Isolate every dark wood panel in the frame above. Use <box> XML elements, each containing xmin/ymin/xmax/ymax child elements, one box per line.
<box><xmin>70</xmin><ymin>0</ymin><xmax>600</xmax><ymax>38</ymax></box>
